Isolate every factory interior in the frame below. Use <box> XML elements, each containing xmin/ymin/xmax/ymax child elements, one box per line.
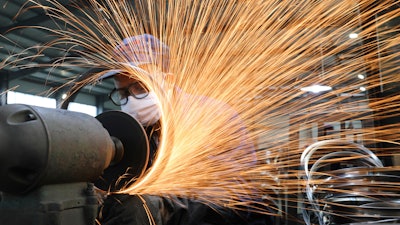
<box><xmin>0</xmin><ymin>1</ymin><xmax>399</xmax><ymax>225</ymax></box>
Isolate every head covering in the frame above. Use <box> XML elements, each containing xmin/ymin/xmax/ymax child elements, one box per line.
<box><xmin>101</xmin><ymin>34</ymin><xmax>170</xmax><ymax>79</ymax></box>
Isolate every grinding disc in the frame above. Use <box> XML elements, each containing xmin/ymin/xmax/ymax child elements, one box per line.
<box><xmin>95</xmin><ymin>111</ymin><xmax>149</xmax><ymax>191</ymax></box>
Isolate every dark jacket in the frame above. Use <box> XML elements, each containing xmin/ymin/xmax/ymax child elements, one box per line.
<box><xmin>99</xmin><ymin>194</ymin><xmax>269</xmax><ymax>225</ymax></box>
<box><xmin>98</xmin><ymin>122</ymin><xmax>271</xmax><ymax>225</ymax></box>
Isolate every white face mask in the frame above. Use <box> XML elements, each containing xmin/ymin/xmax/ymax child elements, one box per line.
<box><xmin>121</xmin><ymin>92</ymin><xmax>161</xmax><ymax>126</ymax></box>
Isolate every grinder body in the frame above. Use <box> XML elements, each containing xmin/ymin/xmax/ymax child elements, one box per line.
<box><xmin>0</xmin><ymin>104</ymin><xmax>149</xmax><ymax>225</ymax></box>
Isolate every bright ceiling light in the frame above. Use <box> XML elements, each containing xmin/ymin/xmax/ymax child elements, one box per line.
<box><xmin>301</xmin><ymin>85</ymin><xmax>332</xmax><ymax>93</ymax></box>
<box><xmin>357</xmin><ymin>74</ymin><xmax>365</xmax><ymax>79</ymax></box>
<box><xmin>360</xmin><ymin>86</ymin><xmax>366</xmax><ymax>92</ymax></box>
<box><xmin>61</xmin><ymin>93</ymin><xmax>68</xmax><ymax>99</ymax></box>
<box><xmin>349</xmin><ymin>33</ymin><xmax>358</xmax><ymax>39</ymax></box>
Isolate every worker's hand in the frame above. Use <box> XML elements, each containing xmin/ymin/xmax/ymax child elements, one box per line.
<box><xmin>98</xmin><ymin>194</ymin><xmax>155</xmax><ymax>225</ymax></box>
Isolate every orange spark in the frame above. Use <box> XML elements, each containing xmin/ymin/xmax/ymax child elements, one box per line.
<box><xmin>4</xmin><ymin>0</ymin><xmax>400</xmax><ymax>221</ymax></box>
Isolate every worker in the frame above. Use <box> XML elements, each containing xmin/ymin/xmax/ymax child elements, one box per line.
<box><xmin>97</xmin><ymin>34</ymin><xmax>270</xmax><ymax>225</ymax></box>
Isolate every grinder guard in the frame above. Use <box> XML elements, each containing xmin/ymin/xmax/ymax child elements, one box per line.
<box><xmin>0</xmin><ymin>104</ymin><xmax>112</xmax><ymax>194</ymax></box>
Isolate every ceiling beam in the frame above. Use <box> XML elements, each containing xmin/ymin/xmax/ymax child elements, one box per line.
<box><xmin>0</xmin><ymin>1</ymin><xmax>82</xmax><ymax>35</ymax></box>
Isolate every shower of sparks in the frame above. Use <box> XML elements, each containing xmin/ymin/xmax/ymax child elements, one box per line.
<box><xmin>3</xmin><ymin>0</ymin><xmax>400</xmax><ymax>221</ymax></box>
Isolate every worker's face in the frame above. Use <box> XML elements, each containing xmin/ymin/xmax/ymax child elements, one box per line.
<box><xmin>113</xmin><ymin>66</ymin><xmax>161</xmax><ymax>126</ymax></box>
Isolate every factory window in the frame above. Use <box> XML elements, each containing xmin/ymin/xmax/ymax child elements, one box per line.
<box><xmin>7</xmin><ymin>91</ymin><xmax>57</xmax><ymax>108</ymax></box>
<box><xmin>68</xmin><ymin>102</ymin><xmax>97</xmax><ymax>117</ymax></box>
<box><xmin>7</xmin><ymin>91</ymin><xmax>97</xmax><ymax>117</ymax></box>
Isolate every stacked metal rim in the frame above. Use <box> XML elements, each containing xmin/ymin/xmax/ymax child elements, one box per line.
<box><xmin>300</xmin><ymin>140</ymin><xmax>400</xmax><ymax>225</ymax></box>
<box><xmin>321</xmin><ymin>167</ymin><xmax>400</xmax><ymax>225</ymax></box>
<box><xmin>342</xmin><ymin>224</ymin><xmax>400</xmax><ymax>225</ymax></box>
